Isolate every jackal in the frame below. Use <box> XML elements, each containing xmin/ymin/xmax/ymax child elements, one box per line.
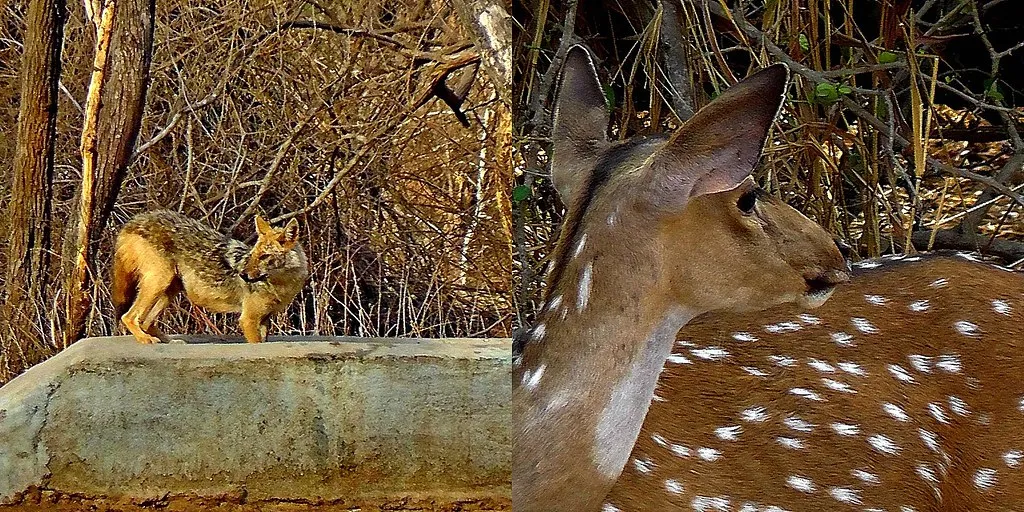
<box><xmin>111</xmin><ymin>210</ymin><xmax>309</xmax><ymax>343</ymax></box>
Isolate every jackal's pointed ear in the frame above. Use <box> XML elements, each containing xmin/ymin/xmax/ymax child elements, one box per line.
<box><xmin>282</xmin><ymin>218</ymin><xmax>300</xmax><ymax>244</ymax></box>
<box><xmin>255</xmin><ymin>215</ymin><xmax>272</xmax><ymax>236</ymax></box>
<box><xmin>550</xmin><ymin>44</ymin><xmax>611</xmax><ymax>203</ymax></box>
<box><xmin>641</xmin><ymin>64</ymin><xmax>790</xmax><ymax>211</ymax></box>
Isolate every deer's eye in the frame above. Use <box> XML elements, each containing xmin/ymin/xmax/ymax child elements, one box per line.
<box><xmin>737</xmin><ymin>190</ymin><xmax>758</xmax><ymax>215</ymax></box>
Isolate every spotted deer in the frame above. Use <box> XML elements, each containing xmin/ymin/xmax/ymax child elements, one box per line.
<box><xmin>513</xmin><ymin>44</ymin><xmax>1024</xmax><ymax>512</ymax></box>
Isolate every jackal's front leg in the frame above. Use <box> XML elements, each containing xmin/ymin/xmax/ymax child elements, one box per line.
<box><xmin>239</xmin><ymin>308</ymin><xmax>266</xmax><ymax>343</ymax></box>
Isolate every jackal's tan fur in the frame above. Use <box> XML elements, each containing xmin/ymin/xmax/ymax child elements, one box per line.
<box><xmin>112</xmin><ymin>210</ymin><xmax>309</xmax><ymax>343</ymax></box>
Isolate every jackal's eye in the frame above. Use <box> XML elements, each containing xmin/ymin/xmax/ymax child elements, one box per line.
<box><xmin>737</xmin><ymin>190</ymin><xmax>758</xmax><ymax>215</ymax></box>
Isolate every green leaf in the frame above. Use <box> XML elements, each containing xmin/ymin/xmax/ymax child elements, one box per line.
<box><xmin>986</xmin><ymin>81</ymin><xmax>1004</xmax><ymax>102</ymax></box>
<box><xmin>798</xmin><ymin>33</ymin><xmax>810</xmax><ymax>52</ymax></box>
<box><xmin>838</xmin><ymin>85</ymin><xmax>852</xmax><ymax>95</ymax></box>
<box><xmin>814</xmin><ymin>82</ymin><xmax>840</xmax><ymax>104</ymax></box>
<box><xmin>878</xmin><ymin>51</ymin><xmax>898</xmax><ymax>64</ymax></box>
<box><xmin>512</xmin><ymin>185</ymin><xmax>532</xmax><ymax>202</ymax></box>
<box><xmin>602</xmin><ymin>85</ymin><xmax>616</xmax><ymax>113</ymax></box>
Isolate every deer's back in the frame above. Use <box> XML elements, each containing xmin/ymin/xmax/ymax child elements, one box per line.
<box><xmin>607</xmin><ymin>253</ymin><xmax>1024</xmax><ymax>511</ymax></box>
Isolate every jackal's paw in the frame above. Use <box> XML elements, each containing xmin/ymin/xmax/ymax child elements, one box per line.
<box><xmin>134</xmin><ymin>334</ymin><xmax>161</xmax><ymax>344</ymax></box>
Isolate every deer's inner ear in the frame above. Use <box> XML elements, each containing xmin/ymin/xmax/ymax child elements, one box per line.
<box><xmin>639</xmin><ymin>64</ymin><xmax>790</xmax><ymax>213</ymax></box>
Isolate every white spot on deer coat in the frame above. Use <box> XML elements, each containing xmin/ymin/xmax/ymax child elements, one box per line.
<box><xmin>691</xmin><ymin>347</ymin><xmax>730</xmax><ymax>361</ymax></box>
<box><xmin>883</xmin><ymin>402</ymin><xmax>910</xmax><ymax>422</ymax></box>
<box><xmin>948</xmin><ymin>396</ymin><xmax>970</xmax><ymax>416</ymax></box>
<box><xmin>909</xmin><ymin>300</ymin><xmax>931</xmax><ymax>312</ymax></box>
<box><xmin>936</xmin><ymin>354</ymin><xmax>962</xmax><ymax>373</ymax></box>
<box><xmin>831</xmin><ymin>422</ymin><xmax>860</xmax><ymax>436</ymax></box>
<box><xmin>888</xmin><ymin>364</ymin><xmax>915</xmax><ymax>383</ymax></box>
<box><xmin>776</xmin><ymin>436</ymin><xmax>805</xmax><ymax>449</ymax></box>
<box><xmin>865</xmin><ymin>294</ymin><xmax>888</xmax><ymax>306</ymax></box>
<box><xmin>715</xmin><ymin>425</ymin><xmax>742</xmax><ymax>441</ymax></box>
<box><xmin>742</xmin><ymin>366</ymin><xmax>768</xmax><ymax>377</ymax></box>
<box><xmin>852</xmin><ymin>469</ymin><xmax>880</xmax><ymax>484</ymax></box>
<box><xmin>633</xmin><ymin>457</ymin><xmax>654</xmax><ymax>473</ymax></box>
<box><xmin>769</xmin><ymin>355</ymin><xmax>797</xmax><ymax>367</ymax></box>
<box><xmin>799</xmin><ymin>313</ymin><xmax>821</xmax><ymax>324</ymax></box>
<box><xmin>784</xmin><ymin>416</ymin><xmax>815</xmax><ymax>432</ymax></box>
<box><xmin>954</xmin><ymin>320</ymin><xmax>980</xmax><ymax>337</ymax></box>
<box><xmin>907</xmin><ymin>355</ymin><xmax>932</xmax><ymax>373</ymax></box>
<box><xmin>530</xmin><ymin>324</ymin><xmax>546</xmax><ymax>343</ymax></box>
<box><xmin>572</xmin><ymin>234</ymin><xmax>588</xmax><ymax>259</ymax></box>
<box><xmin>838</xmin><ymin>362</ymin><xmax>867</xmax><ymax>376</ymax></box>
<box><xmin>925</xmin><ymin>403</ymin><xmax>946</xmax><ymax>423</ymax></box>
<box><xmin>919</xmin><ymin>428</ymin><xmax>940</xmax><ymax>452</ymax></box>
<box><xmin>975</xmin><ymin>468</ymin><xmax>997</xmax><ymax>489</ymax></box>
<box><xmin>867</xmin><ymin>434</ymin><xmax>900</xmax><ymax>455</ymax></box>
<box><xmin>790</xmin><ymin>388</ymin><xmax>824</xmax><ymax>401</ymax></box>
<box><xmin>577</xmin><ymin>262</ymin><xmax>593</xmax><ymax>312</ymax></box>
<box><xmin>765</xmin><ymin>322</ymin><xmax>802</xmax><ymax>333</ymax></box>
<box><xmin>808</xmin><ymin>359</ymin><xmax>836</xmax><ymax>373</ymax></box>
<box><xmin>1004</xmin><ymin>450</ymin><xmax>1023</xmax><ymax>468</ymax></box>
<box><xmin>830</xmin><ymin>487</ymin><xmax>862</xmax><ymax>504</ymax></box>
<box><xmin>732</xmin><ymin>332</ymin><xmax>758</xmax><ymax>342</ymax></box>
<box><xmin>670</xmin><ymin>444</ymin><xmax>690</xmax><ymax>458</ymax></box>
<box><xmin>524</xmin><ymin>364</ymin><xmax>545</xmax><ymax>390</ymax></box>
<box><xmin>666</xmin><ymin>354</ymin><xmax>693</xmax><ymax>365</ymax></box>
<box><xmin>852</xmin><ymin>317</ymin><xmax>878</xmax><ymax>333</ymax></box>
<box><xmin>691</xmin><ymin>496</ymin><xmax>730</xmax><ymax>511</ymax></box>
<box><xmin>665</xmin><ymin>479</ymin><xmax>684</xmax><ymax>494</ymax></box>
<box><xmin>831</xmin><ymin>332</ymin><xmax>855</xmax><ymax>345</ymax></box>
<box><xmin>741</xmin><ymin>406</ymin><xmax>768</xmax><ymax>422</ymax></box>
<box><xmin>787</xmin><ymin>475</ymin><xmax>816</xmax><ymax>493</ymax></box>
<box><xmin>697</xmin><ymin>447</ymin><xmax>722</xmax><ymax>462</ymax></box>
<box><xmin>992</xmin><ymin>299</ymin><xmax>1013</xmax><ymax>315</ymax></box>
<box><xmin>822</xmin><ymin>378</ymin><xmax>856</xmax><ymax>393</ymax></box>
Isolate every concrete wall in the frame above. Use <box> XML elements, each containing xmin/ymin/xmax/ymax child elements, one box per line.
<box><xmin>0</xmin><ymin>336</ymin><xmax>511</xmax><ymax>508</ymax></box>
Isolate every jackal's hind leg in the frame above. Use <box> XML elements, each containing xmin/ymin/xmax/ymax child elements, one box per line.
<box><xmin>140</xmin><ymin>294</ymin><xmax>171</xmax><ymax>342</ymax></box>
<box><xmin>122</xmin><ymin>279</ymin><xmax>172</xmax><ymax>344</ymax></box>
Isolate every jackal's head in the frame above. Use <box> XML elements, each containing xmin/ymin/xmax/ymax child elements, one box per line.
<box><xmin>243</xmin><ymin>215</ymin><xmax>303</xmax><ymax>283</ymax></box>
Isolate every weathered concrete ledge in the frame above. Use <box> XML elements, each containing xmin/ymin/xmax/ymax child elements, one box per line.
<box><xmin>0</xmin><ymin>336</ymin><xmax>511</xmax><ymax>508</ymax></box>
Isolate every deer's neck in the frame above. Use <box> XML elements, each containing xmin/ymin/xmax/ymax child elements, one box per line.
<box><xmin>513</xmin><ymin>250</ymin><xmax>694</xmax><ymax>511</ymax></box>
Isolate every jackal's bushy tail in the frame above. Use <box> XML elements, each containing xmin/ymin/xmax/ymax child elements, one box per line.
<box><xmin>111</xmin><ymin>242</ymin><xmax>138</xmax><ymax>320</ymax></box>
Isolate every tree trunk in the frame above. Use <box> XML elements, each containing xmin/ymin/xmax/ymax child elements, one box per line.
<box><xmin>2</xmin><ymin>0</ymin><xmax>66</xmax><ymax>377</ymax></box>
<box><xmin>62</xmin><ymin>0</ymin><xmax>156</xmax><ymax>346</ymax></box>
<box><xmin>450</xmin><ymin>0</ymin><xmax>510</xmax><ymax>105</ymax></box>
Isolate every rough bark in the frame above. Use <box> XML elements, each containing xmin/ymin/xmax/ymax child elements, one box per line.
<box><xmin>450</xmin><ymin>0</ymin><xmax>510</xmax><ymax>105</ymax></box>
<box><xmin>4</xmin><ymin>0</ymin><xmax>66</xmax><ymax>333</ymax></box>
<box><xmin>62</xmin><ymin>0</ymin><xmax>156</xmax><ymax>346</ymax></box>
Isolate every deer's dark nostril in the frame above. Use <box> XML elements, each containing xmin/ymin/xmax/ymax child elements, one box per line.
<box><xmin>834</xmin><ymin>238</ymin><xmax>852</xmax><ymax>259</ymax></box>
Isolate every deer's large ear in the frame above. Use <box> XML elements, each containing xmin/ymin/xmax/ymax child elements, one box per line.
<box><xmin>550</xmin><ymin>44</ymin><xmax>611</xmax><ymax>203</ymax></box>
<box><xmin>641</xmin><ymin>64</ymin><xmax>790</xmax><ymax>210</ymax></box>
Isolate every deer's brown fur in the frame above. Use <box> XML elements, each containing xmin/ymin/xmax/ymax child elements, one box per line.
<box><xmin>513</xmin><ymin>46</ymin><xmax>849</xmax><ymax>511</ymax></box>
<box><xmin>608</xmin><ymin>254</ymin><xmax>1024</xmax><ymax>511</ymax></box>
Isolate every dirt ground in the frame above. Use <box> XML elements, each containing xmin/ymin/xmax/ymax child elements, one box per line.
<box><xmin>0</xmin><ymin>488</ymin><xmax>511</xmax><ymax>511</ymax></box>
